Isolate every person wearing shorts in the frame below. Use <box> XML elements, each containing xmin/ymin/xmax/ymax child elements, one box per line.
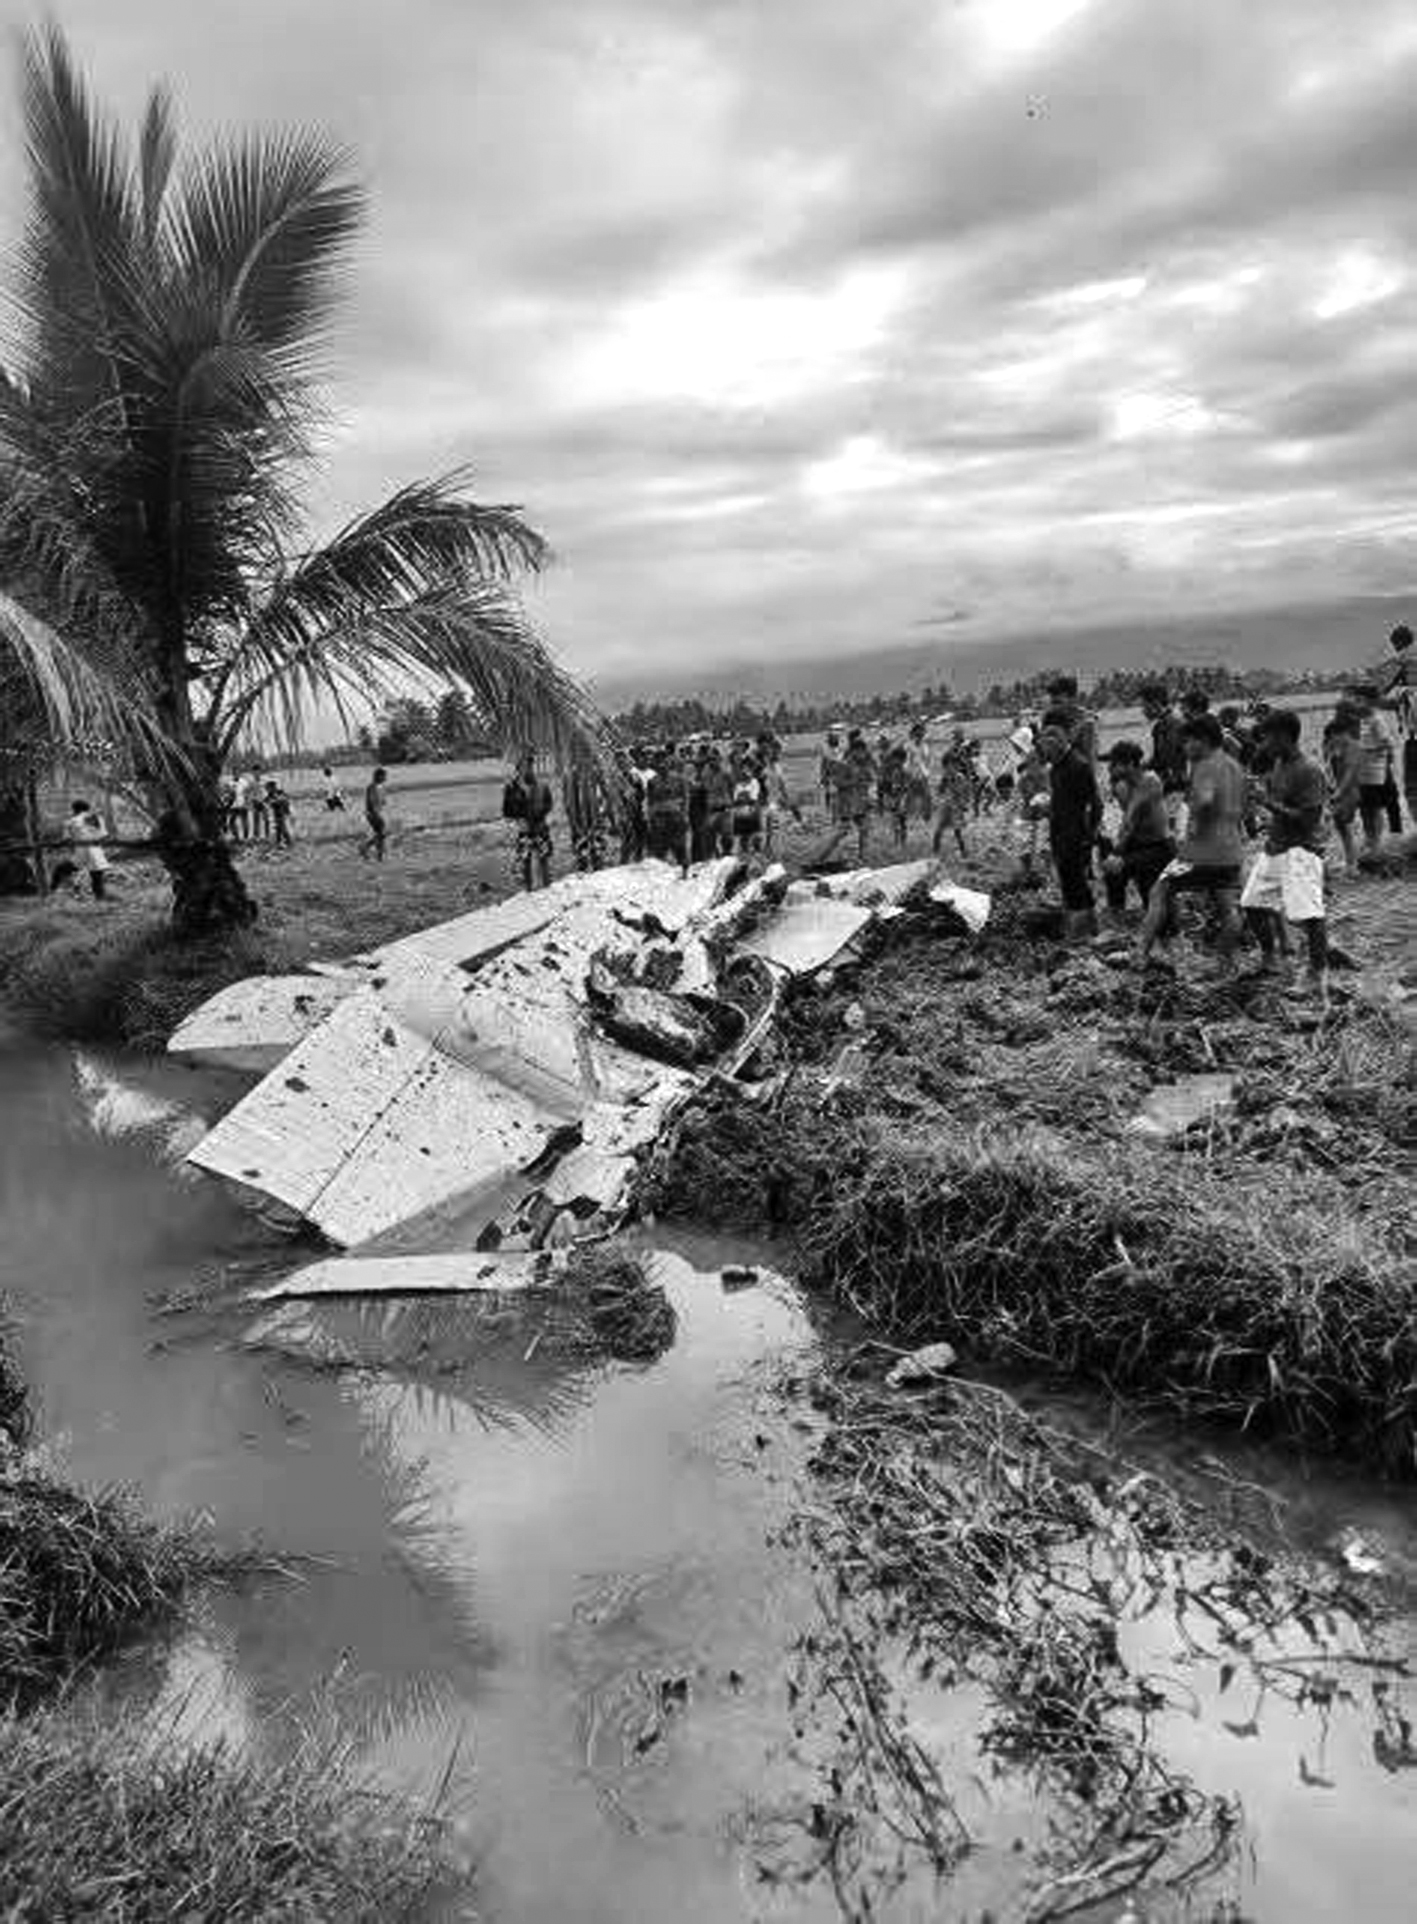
<box><xmin>502</xmin><ymin>748</ymin><xmax>554</xmax><ymax>890</ymax></box>
<box><xmin>1241</xmin><ymin>709</ymin><xmax>1329</xmax><ymax>996</ymax></box>
<box><xmin>359</xmin><ymin>767</ymin><xmax>389</xmax><ymax>862</ymax></box>
<box><xmin>1100</xmin><ymin>741</ymin><xmax>1173</xmax><ymax>918</ymax></box>
<box><xmin>1136</xmin><ymin>713</ymin><xmax>1245</xmax><ymax>969</ymax></box>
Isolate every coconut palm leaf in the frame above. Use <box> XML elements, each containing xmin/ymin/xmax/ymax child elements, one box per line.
<box><xmin>12</xmin><ymin>26</ymin><xmax>141</xmax><ymax>420</ymax></box>
<box><xmin>137</xmin><ymin>85</ymin><xmax>176</xmax><ymax>245</ymax></box>
<box><xmin>0</xmin><ymin>587</ymin><xmax>168</xmax><ymax>773</ymax></box>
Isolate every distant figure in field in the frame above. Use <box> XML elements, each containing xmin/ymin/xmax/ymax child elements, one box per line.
<box><xmin>1136</xmin><ymin>713</ymin><xmax>1245</xmax><ymax>972</ymax></box>
<box><xmin>1322</xmin><ymin>710</ymin><xmax>1363</xmax><ymax>875</ymax></box>
<box><xmin>905</xmin><ymin>720</ymin><xmax>934</xmax><ymax>821</ymax></box>
<box><xmin>1037</xmin><ymin>710</ymin><xmax>1101</xmax><ymax>938</ymax></box>
<box><xmin>502</xmin><ymin>749</ymin><xmax>555</xmax><ymax>890</ymax></box>
<box><xmin>879</xmin><ymin>744</ymin><xmax>911</xmax><ymax>850</ymax></box>
<box><xmin>246</xmin><ymin>767</ymin><xmax>269</xmax><ymax>841</ymax></box>
<box><xmin>932</xmin><ymin>732</ymin><xmax>973</xmax><ymax>861</ymax></box>
<box><xmin>757</xmin><ymin>734</ymin><xmax>802</xmax><ymax>855</ymax></box>
<box><xmin>68</xmin><ymin>799</ymin><xmax>110</xmax><ymax>900</ymax></box>
<box><xmin>265</xmin><ymin>779</ymin><xmax>293</xmax><ymax>849</ymax></box>
<box><xmin>322</xmin><ymin>764</ymin><xmax>346</xmax><ymax>812</ymax></box>
<box><xmin>228</xmin><ymin>768</ymin><xmax>253</xmax><ymax>841</ymax></box>
<box><xmin>730</xmin><ymin>748</ymin><xmax>765</xmax><ymax>857</ymax></box>
<box><xmin>359</xmin><ymin>767</ymin><xmax>389</xmax><ymax>862</ymax></box>
<box><xmin>1341</xmin><ymin>685</ymin><xmax>1399</xmax><ymax>854</ymax></box>
<box><xmin>1242</xmin><ymin>709</ymin><xmax>1329</xmax><ymax>998</ymax></box>
<box><xmin>818</xmin><ymin>727</ymin><xmax>845</xmax><ymax>820</ymax></box>
<box><xmin>1376</xmin><ymin>624</ymin><xmax>1415</xmax><ymax>818</ymax></box>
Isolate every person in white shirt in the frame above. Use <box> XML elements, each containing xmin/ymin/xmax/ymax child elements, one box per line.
<box><xmin>68</xmin><ymin>800</ymin><xmax>110</xmax><ymax>900</ymax></box>
<box><xmin>229</xmin><ymin>770</ymin><xmax>253</xmax><ymax>841</ymax></box>
<box><xmin>321</xmin><ymin>764</ymin><xmax>346</xmax><ymax>812</ymax></box>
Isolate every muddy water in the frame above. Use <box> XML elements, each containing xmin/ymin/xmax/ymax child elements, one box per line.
<box><xmin>2</xmin><ymin>1031</ymin><xmax>1416</xmax><ymax>1921</ymax></box>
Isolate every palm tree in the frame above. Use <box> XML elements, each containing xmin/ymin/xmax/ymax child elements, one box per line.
<box><xmin>0</xmin><ymin>27</ymin><xmax>618</xmax><ymax>934</ymax></box>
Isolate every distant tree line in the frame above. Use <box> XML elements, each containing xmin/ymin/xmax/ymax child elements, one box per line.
<box><xmin>608</xmin><ymin>663</ymin><xmax>1338</xmax><ymax>744</ymax></box>
<box><xmin>338</xmin><ymin>662</ymin><xmax>1346</xmax><ymax>768</ymax></box>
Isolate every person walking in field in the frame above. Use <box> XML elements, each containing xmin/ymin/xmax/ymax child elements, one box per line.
<box><xmin>68</xmin><ymin>799</ymin><xmax>110</xmax><ymax>900</ymax></box>
<box><xmin>321</xmin><ymin>764</ymin><xmax>346</xmax><ymax>813</ymax></box>
<box><xmin>1241</xmin><ymin>709</ymin><xmax>1330</xmax><ymax>999</ymax></box>
<box><xmin>878</xmin><ymin>744</ymin><xmax>911</xmax><ymax>850</ymax></box>
<box><xmin>644</xmin><ymin>746</ymin><xmax>690</xmax><ymax>874</ymax></box>
<box><xmin>1100</xmin><ymin>741</ymin><xmax>1173</xmax><ymax>920</ymax></box>
<box><xmin>228</xmin><ymin>767</ymin><xmax>253</xmax><ymax>842</ymax></box>
<box><xmin>818</xmin><ymin>727</ymin><xmax>845</xmax><ymax>821</ymax></box>
<box><xmin>730</xmin><ymin>752</ymin><xmax>765</xmax><ymax>857</ymax></box>
<box><xmin>1135</xmin><ymin>714</ymin><xmax>1246</xmax><ymax>972</ymax></box>
<box><xmin>1375</xmin><ymin>623</ymin><xmax>1415</xmax><ymax>820</ymax></box>
<box><xmin>904</xmin><ymin>719</ymin><xmax>934</xmax><ymax>822</ymax></box>
<box><xmin>246</xmin><ymin>766</ymin><xmax>270</xmax><ymax>841</ymax></box>
<box><xmin>1037</xmin><ymin>710</ymin><xmax>1101</xmax><ymax>939</ymax></box>
<box><xmin>1140</xmin><ymin>682</ymin><xmax>1188</xmax><ymax>840</ymax></box>
<box><xmin>502</xmin><ymin>748</ymin><xmax>554</xmax><ymax>890</ymax></box>
<box><xmin>359</xmin><ymin>766</ymin><xmax>389</xmax><ymax>862</ymax></box>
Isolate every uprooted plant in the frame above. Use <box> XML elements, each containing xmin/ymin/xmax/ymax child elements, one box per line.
<box><xmin>772</xmin><ymin>1365</ymin><xmax>1408</xmax><ymax>1921</ymax></box>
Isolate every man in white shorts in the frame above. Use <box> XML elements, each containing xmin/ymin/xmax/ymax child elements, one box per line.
<box><xmin>1240</xmin><ymin>708</ymin><xmax>1328</xmax><ymax>998</ymax></box>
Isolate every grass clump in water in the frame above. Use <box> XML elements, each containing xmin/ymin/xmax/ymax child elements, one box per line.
<box><xmin>565</xmin><ymin>1244</ymin><xmax>677</xmax><ymax>1361</ymax></box>
<box><xmin>0</xmin><ymin>1471</ymin><xmax>239</xmax><ymax>1708</ymax></box>
<box><xmin>0</xmin><ymin>1711</ymin><xmax>451</xmax><ymax>1922</ymax></box>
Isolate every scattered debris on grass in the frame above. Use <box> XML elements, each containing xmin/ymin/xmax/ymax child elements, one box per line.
<box><xmin>644</xmin><ymin>905</ymin><xmax>1417</xmax><ymax>1472</ymax></box>
<box><xmin>772</xmin><ymin>1361</ymin><xmax>1408</xmax><ymax>1921</ymax></box>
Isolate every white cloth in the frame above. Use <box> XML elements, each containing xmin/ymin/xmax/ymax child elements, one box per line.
<box><xmin>70</xmin><ymin>812</ymin><xmax>109</xmax><ymax>872</ymax></box>
<box><xmin>1240</xmin><ymin>847</ymin><xmax>1325</xmax><ymax>922</ymax></box>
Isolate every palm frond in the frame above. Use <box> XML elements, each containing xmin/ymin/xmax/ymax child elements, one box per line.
<box><xmin>168</xmin><ymin>130</ymin><xmax>364</xmax><ymax>389</ymax></box>
<box><xmin>137</xmin><ymin>85</ymin><xmax>176</xmax><ymax>245</ymax></box>
<box><xmin>218</xmin><ymin>582</ymin><xmax>618</xmax><ymax>784</ymax></box>
<box><xmin>0</xmin><ymin>586</ymin><xmax>167</xmax><ymax>773</ymax></box>
<box><xmin>11</xmin><ymin>25</ymin><xmax>141</xmax><ymax>419</ymax></box>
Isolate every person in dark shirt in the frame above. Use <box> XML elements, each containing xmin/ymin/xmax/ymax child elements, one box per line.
<box><xmin>644</xmin><ymin>748</ymin><xmax>690</xmax><ymax>874</ymax></box>
<box><xmin>1037</xmin><ymin>707</ymin><xmax>1101</xmax><ymax>936</ymax></box>
<box><xmin>1240</xmin><ymin>709</ymin><xmax>1329</xmax><ymax>996</ymax></box>
<box><xmin>265</xmin><ymin>780</ymin><xmax>293</xmax><ymax>849</ymax></box>
<box><xmin>358</xmin><ymin>767</ymin><xmax>389</xmax><ymax>861</ymax></box>
<box><xmin>1100</xmin><ymin>741</ymin><xmax>1173</xmax><ymax>917</ymax></box>
<box><xmin>502</xmin><ymin>749</ymin><xmax>554</xmax><ymax>890</ymax></box>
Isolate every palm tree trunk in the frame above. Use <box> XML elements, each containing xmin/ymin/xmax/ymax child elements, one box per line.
<box><xmin>151</xmin><ymin>668</ymin><xmax>258</xmax><ymax>936</ymax></box>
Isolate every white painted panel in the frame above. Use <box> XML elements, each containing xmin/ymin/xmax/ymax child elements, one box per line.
<box><xmin>166</xmin><ymin>974</ymin><xmax>355</xmax><ymax>1073</ymax></box>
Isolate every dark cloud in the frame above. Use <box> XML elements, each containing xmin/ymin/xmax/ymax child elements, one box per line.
<box><xmin>0</xmin><ymin>0</ymin><xmax>1415</xmax><ymax>684</ymax></box>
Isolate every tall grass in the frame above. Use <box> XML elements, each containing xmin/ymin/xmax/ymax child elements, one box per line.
<box><xmin>0</xmin><ymin>1710</ymin><xmax>451</xmax><ymax>1921</ymax></box>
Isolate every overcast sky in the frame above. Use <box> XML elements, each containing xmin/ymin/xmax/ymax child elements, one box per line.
<box><xmin>2</xmin><ymin>0</ymin><xmax>1416</xmax><ymax>693</ymax></box>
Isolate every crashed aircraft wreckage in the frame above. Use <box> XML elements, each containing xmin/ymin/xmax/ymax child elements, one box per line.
<box><xmin>171</xmin><ymin>855</ymin><xmax>988</xmax><ymax>1290</ymax></box>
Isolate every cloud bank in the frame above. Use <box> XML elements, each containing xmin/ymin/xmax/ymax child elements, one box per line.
<box><xmin>2</xmin><ymin>0</ymin><xmax>1415</xmax><ymax>693</ymax></box>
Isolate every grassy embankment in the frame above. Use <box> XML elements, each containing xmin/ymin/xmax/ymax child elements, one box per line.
<box><xmin>0</xmin><ymin>1325</ymin><xmax>452</xmax><ymax>1919</ymax></box>
<box><xmin>647</xmin><ymin>868</ymin><xmax>1417</xmax><ymax>1474</ymax></box>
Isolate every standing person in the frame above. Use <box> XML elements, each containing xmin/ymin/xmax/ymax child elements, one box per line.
<box><xmin>1099</xmin><ymin>743</ymin><xmax>1173</xmax><ymax>921</ymax></box>
<box><xmin>931</xmin><ymin>733</ymin><xmax>973</xmax><ymax>861</ymax></box>
<box><xmin>687</xmin><ymin>748</ymin><xmax>714</xmax><ymax>864</ymax></box>
<box><xmin>265</xmin><ymin>779</ymin><xmax>293</xmax><ymax>849</ymax></box>
<box><xmin>68</xmin><ymin>799</ymin><xmax>110</xmax><ymax>900</ymax></box>
<box><xmin>321</xmin><ymin>764</ymin><xmax>346</xmax><ymax>813</ymax></box>
<box><xmin>1044</xmin><ymin>675</ymin><xmax>1098</xmax><ymax>767</ymax></box>
<box><xmin>1135</xmin><ymin>714</ymin><xmax>1246</xmax><ymax>971</ymax></box>
<box><xmin>905</xmin><ymin>720</ymin><xmax>934</xmax><ymax>822</ymax></box>
<box><xmin>1014</xmin><ymin>727</ymin><xmax>1051</xmax><ymax>873</ymax></box>
<box><xmin>644</xmin><ymin>748</ymin><xmax>690</xmax><ymax>874</ymax></box>
<box><xmin>217</xmin><ymin>775</ymin><xmax>236</xmax><ymax>838</ymax></box>
<box><xmin>228</xmin><ymin>767</ymin><xmax>252</xmax><ymax>842</ymax></box>
<box><xmin>1140</xmin><ymin>682</ymin><xmax>1188</xmax><ymax>839</ymax></box>
<box><xmin>359</xmin><ymin>766</ymin><xmax>389</xmax><ymax>862</ymax></box>
<box><xmin>1346</xmin><ymin>687</ymin><xmax>1397</xmax><ymax>856</ymax></box>
<box><xmin>703</xmin><ymin>747</ymin><xmax>734</xmax><ymax>857</ymax></box>
<box><xmin>502</xmin><ymin>749</ymin><xmax>554</xmax><ymax>891</ymax></box>
<box><xmin>563</xmin><ymin>750</ymin><xmax>610</xmax><ymax>873</ymax></box>
<box><xmin>1324</xmin><ymin>711</ymin><xmax>1363</xmax><ymax>876</ymax></box>
<box><xmin>621</xmin><ymin>744</ymin><xmax>653</xmax><ymax>862</ymax></box>
<box><xmin>879</xmin><ymin>744</ymin><xmax>911</xmax><ymax>850</ymax></box>
<box><xmin>730</xmin><ymin>753</ymin><xmax>765</xmax><ymax>857</ymax></box>
<box><xmin>1037</xmin><ymin>710</ymin><xmax>1101</xmax><ymax>938</ymax></box>
<box><xmin>1241</xmin><ymin>709</ymin><xmax>1330</xmax><ymax>997</ymax></box>
<box><xmin>818</xmin><ymin>727</ymin><xmax>845</xmax><ymax>821</ymax></box>
<box><xmin>1374</xmin><ymin>623</ymin><xmax>1416</xmax><ymax>821</ymax></box>
<box><xmin>836</xmin><ymin>729</ymin><xmax>877</xmax><ymax>863</ymax></box>
<box><xmin>246</xmin><ymin>767</ymin><xmax>270</xmax><ymax>841</ymax></box>
<box><xmin>758</xmin><ymin>738</ymin><xmax>801</xmax><ymax>855</ymax></box>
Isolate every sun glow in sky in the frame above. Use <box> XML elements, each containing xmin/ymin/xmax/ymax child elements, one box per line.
<box><xmin>1</xmin><ymin>0</ymin><xmax>1416</xmax><ymax>693</ymax></box>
